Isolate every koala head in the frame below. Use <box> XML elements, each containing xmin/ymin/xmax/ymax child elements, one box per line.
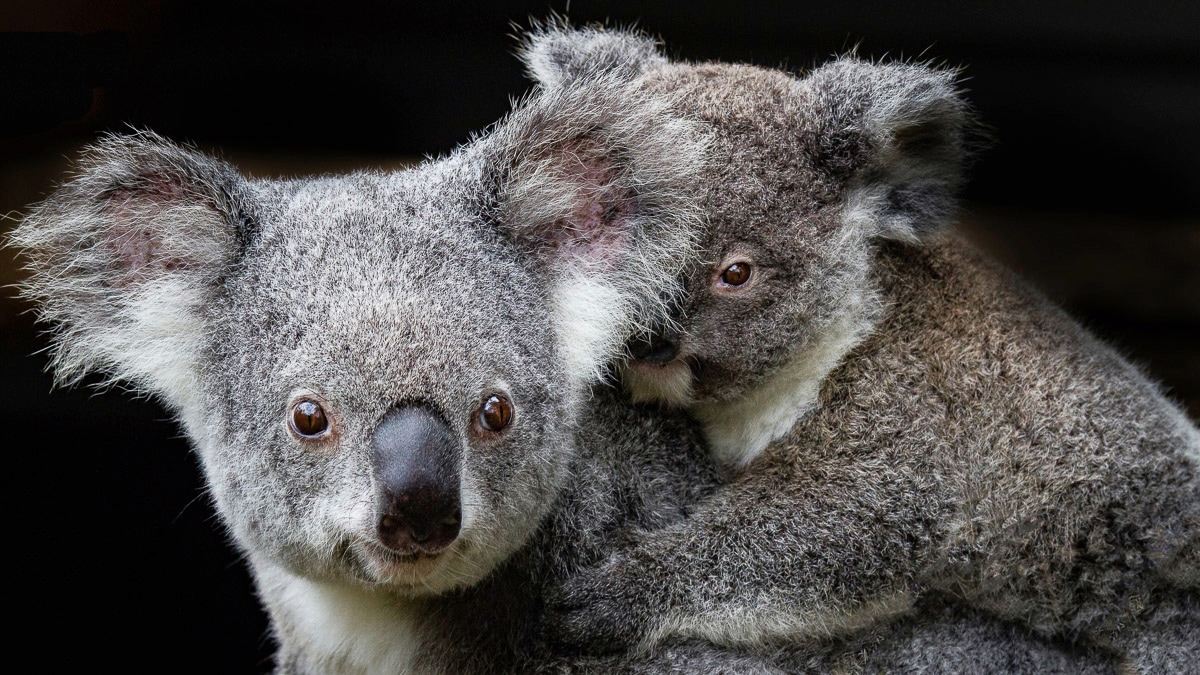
<box><xmin>10</xmin><ymin>76</ymin><xmax>705</xmax><ymax>597</ymax></box>
<box><xmin>522</xmin><ymin>25</ymin><xmax>972</xmax><ymax>465</ymax></box>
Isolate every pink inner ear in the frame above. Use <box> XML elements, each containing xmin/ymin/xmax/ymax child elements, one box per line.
<box><xmin>101</xmin><ymin>172</ymin><xmax>198</xmax><ymax>284</ymax></box>
<box><xmin>546</xmin><ymin>143</ymin><xmax>634</xmax><ymax>269</ymax></box>
<box><xmin>112</xmin><ymin>227</ymin><xmax>163</xmax><ymax>277</ymax></box>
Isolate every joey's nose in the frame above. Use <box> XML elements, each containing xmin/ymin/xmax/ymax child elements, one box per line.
<box><xmin>371</xmin><ymin>406</ymin><xmax>461</xmax><ymax>553</ymax></box>
<box><xmin>628</xmin><ymin>333</ymin><xmax>679</xmax><ymax>365</ymax></box>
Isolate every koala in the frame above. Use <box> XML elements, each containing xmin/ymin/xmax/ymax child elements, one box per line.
<box><xmin>9</xmin><ymin>76</ymin><xmax>800</xmax><ymax>673</ymax></box>
<box><xmin>10</xmin><ymin>26</ymin><xmax>1187</xmax><ymax>674</ymax></box>
<box><xmin>523</xmin><ymin>25</ymin><xmax>1200</xmax><ymax>672</ymax></box>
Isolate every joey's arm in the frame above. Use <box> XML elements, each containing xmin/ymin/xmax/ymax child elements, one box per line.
<box><xmin>546</xmin><ymin>448</ymin><xmax>946</xmax><ymax>651</ymax></box>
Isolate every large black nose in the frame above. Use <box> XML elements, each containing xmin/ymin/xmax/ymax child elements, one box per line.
<box><xmin>627</xmin><ymin>331</ymin><xmax>680</xmax><ymax>365</ymax></box>
<box><xmin>371</xmin><ymin>406</ymin><xmax>461</xmax><ymax>553</ymax></box>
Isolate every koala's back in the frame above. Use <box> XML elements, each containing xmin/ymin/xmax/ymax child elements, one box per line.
<box><xmin>772</xmin><ymin>233</ymin><xmax>1200</xmax><ymax>636</ymax></box>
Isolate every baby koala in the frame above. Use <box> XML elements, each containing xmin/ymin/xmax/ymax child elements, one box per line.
<box><xmin>523</xmin><ymin>25</ymin><xmax>1200</xmax><ymax>671</ymax></box>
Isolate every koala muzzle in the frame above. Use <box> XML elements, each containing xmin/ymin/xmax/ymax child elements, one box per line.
<box><xmin>627</xmin><ymin>331</ymin><xmax>680</xmax><ymax>365</ymax></box>
<box><xmin>371</xmin><ymin>406</ymin><xmax>462</xmax><ymax>553</ymax></box>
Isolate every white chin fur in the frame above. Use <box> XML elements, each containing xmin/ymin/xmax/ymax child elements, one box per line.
<box><xmin>690</xmin><ymin>304</ymin><xmax>876</xmax><ymax>468</ymax></box>
<box><xmin>620</xmin><ymin>358</ymin><xmax>695</xmax><ymax>407</ymax></box>
<box><xmin>259</xmin><ymin>563</ymin><xmax>421</xmax><ymax>674</ymax></box>
<box><xmin>354</xmin><ymin>544</ymin><xmax>457</xmax><ymax>592</ymax></box>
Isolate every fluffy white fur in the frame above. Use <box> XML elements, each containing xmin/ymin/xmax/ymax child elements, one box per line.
<box><xmin>690</xmin><ymin>302</ymin><xmax>879</xmax><ymax>467</ymax></box>
<box><xmin>499</xmin><ymin>72</ymin><xmax>707</xmax><ymax>386</ymax></box>
<box><xmin>259</xmin><ymin>563</ymin><xmax>421</xmax><ymax>674</ymax></box>
<box><xmin>621</xmin><ymin>358</ymin><xmax>696</xmax><ymax>408</ymax></box>
<box><xmin>553</xmin><ymin>272</ymin><xmax>631</xmax><ymax>385</ymax></box>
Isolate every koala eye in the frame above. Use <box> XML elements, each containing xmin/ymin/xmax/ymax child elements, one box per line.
<box><xmin>719</xmin><ymin>262</ymin><xmax>753</xmax><ymax>287</ymax></box>
<box><xmin>290</xmin><ymin>399</ymin><xmax>330</xmax><ymax>438</ymax></box>
<box><xmin>476</xmin><ymin>394</ymin><xmax>513</xmax><ymax>433</ymax></box>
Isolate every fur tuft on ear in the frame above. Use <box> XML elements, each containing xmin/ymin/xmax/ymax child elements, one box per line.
<box><xmin>806</xmin><ymin>58</ymin><xmax>973</xmax><ymax>243</ymax></box>
<box><xmin>6</xmin><ymin>130</ymin><xmax>251</xmax><ymax>408</ymax></box>
<box><xmin>517</xmin><ymin>18</ymin><xmax>667</xmax><ymax>90</ymax></box>
<box><xmin>490</xmin><ymin>75</ymin><xmax>706</xmax><ymax>385</ymax></box>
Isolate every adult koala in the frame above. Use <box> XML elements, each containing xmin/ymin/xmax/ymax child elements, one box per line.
<box><xmin>8</xmin><ymin>79</ymin><xmax>789</xmax><ymax>673</ymax></box>
<box><xmin>524</xmin><ymin>24</ymin><xmax>1200</xmax><ymax>672</ymax></box>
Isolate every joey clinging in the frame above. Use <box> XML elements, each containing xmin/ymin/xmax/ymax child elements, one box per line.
<box><xmin>8</xmin><ymin>70</ymin><xmax>708</xmax><ymax>672</ymax></box>
<box><xmin>524</xmin><ymin>24</ymin><xmax>1200</xmax><ymax>669</ymax></box>
<box><xmin>615</xmin><ymin>51</ymin><xmax>968</xmax><ymax>466</ymax></box>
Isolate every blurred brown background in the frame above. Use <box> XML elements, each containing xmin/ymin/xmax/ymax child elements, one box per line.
<box><xmin>2</xmin><ymin>1</ymin><xmax>1197</xmax><ymax>671</ymax></box>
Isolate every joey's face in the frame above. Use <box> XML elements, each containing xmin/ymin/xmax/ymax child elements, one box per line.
<box><xmin>192</xmin><ymin>166</ymin><xmax>575</xmax><ymax>595</ymax></box>
<box><xmin>621</xmin><ymin>65</ymin><xmax>877</xmax><ymax>408</ymax></box>
<box><xmin>548</xmin><ymin>43</ymin><xmax>967</xmax><ymax>424</ymax></box>
<box><xmin>623</xmin><ymin>211</ymin><xmax>872</xmax><ymax>407</ymax></box>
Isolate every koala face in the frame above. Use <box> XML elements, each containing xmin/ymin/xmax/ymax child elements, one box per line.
<box><xmin>620</xmin><ymin>61</ymin><xmax>968</xmax><ymax>414</ymax></box>
<box><xmin>19</xmin><ymin>138</ymin><xmax>573</xmax><ymax>595</ymax></box>
<box><xmin>618</xmin><ymin>63</ymin><xmax>877</xmax><ymax>407</ymax></box>
<box><xmin>11</xmin><ymin>75</ymin><xmax>707</xmax><ymax>598</ymax></box>
<box><xmin>201</xmin><ymin>166</ymin><xmax>576</xmax><ymax>594</ymax></box>
<box><xmin>519</xmin><ymin>28</ymin><xmax>970</xmax><ymax>464</ymax></box>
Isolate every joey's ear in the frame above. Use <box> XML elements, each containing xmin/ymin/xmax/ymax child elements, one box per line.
<box><xmin>518</xmin><ymin>19</ymin><xmax>666</xmax><ymax>89</ymax></box>
<box><xmin>491</xmin><ymin>83</ymin><xmax>705</xmax><ymax>383</ymax></box>
<box><xmin>805</xmin><ymin>59</ymin><xmax>972</xmax><ymax>242</ymax></box>
<box><xmin>8</xmin><ymin>131</ymin><xmax>252</xmax><ymax>406</ymax></box>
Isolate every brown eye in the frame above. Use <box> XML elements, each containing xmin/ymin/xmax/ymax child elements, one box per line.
<box><xmin>478</xmin><ymin>395</ymin><xmax>513</xmax><ymax>433</ymax></box>
<box><xmin>290</xmin><ymin>399</ymin><xmax>329</xmax><ymax>438</ymax></box>
<box><xmin>720</xmin><ymin>262</ymin><xmax>752</xmax><ymax>286</ymax></box>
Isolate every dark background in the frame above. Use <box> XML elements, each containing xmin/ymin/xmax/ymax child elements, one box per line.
<box><xmin>2</xmin><ymin>1</ymin><xmax>1197</xmax><ymax>671</ymax></box>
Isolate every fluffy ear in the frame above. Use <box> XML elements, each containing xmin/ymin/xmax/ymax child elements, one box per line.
<box><xmin>805</xmin><ymin>59</ymin><xmax>972</xmax><ymax>243</ymax></box>
<box><xmin>490</xmin><ymin>79</ymin><xmax>705</xmax><ymax>384</ymax></box>
<box><xmin>517</xmin><ymin>19</ymin><xmax>666</xmax><ymax>89</ymax></box>
<box><xmin>8</xmin><ymin>131</ymin><xmax>251</xmax><ymax>408</ymax></box>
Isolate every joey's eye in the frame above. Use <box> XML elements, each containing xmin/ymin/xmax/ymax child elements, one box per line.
<box><xmin>719</xmin><ymin>262</ymin><xmax>752</xmax><ymax>286</ymax></box>
<box><xmin>290</xmin><ymin>399</ymin><xmax>329</xmax><ymax>438</ymax></box>
<box><xmin>477</xmin><ymin>395</ymin><xmax>513</xmax><ymax>433</ymax></box>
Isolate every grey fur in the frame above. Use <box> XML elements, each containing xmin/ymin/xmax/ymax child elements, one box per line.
<box><xmin>519</xmin><ymin>16</ymin><xmax>668</xmax><ymax>93</ymax></box>
<box><xmin>524</xmin><ymin>25</ymin><xmax>1200</xmax><ymax>672</ymax></box>
<box><xmin>804</xmin><ymin>600</ymin><xmax>1118</xmax><ymax>674</ymax></box>
<box><xmin>6</xmin><ymin>79</ymin><xmax>773</xmax><ymax>672</ymax></box>
<box><xmin>12</xmin><ymin>22</ymin><xmax>1198</xmax><ymax>674</ymax></box>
